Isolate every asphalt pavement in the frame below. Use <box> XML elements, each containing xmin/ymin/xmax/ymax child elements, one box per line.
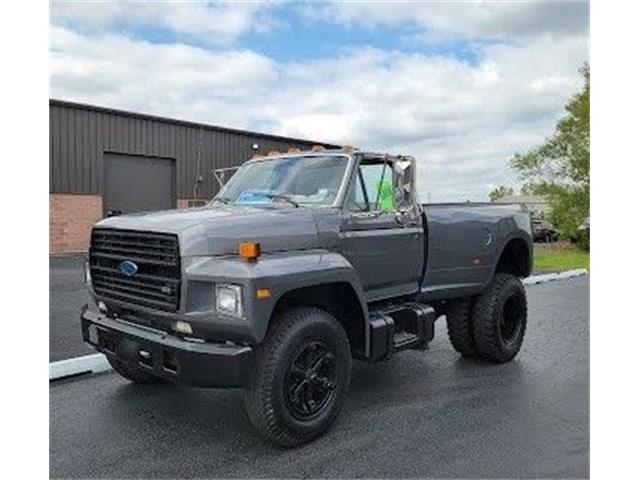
<box><xmin>49</xmin><ymin>255</ymin><xmax>95</xmax><ymax>361</ymax></box>
<box><xmin>50</xmin><ymin>276</ymin><xmax>589</xmax><ymax>479</ymax></box>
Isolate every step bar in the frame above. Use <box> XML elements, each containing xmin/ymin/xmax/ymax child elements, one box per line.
<box><xmin>368</xmin><ymin>303</ymin><xmax>437</xmax><ymax>361</ymax></box>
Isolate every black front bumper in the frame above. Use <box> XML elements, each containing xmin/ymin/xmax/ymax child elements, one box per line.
<box><xmin>81</xmin><ymin>306</ymin><xmax>253</xmax><ymax>388</ymax></box>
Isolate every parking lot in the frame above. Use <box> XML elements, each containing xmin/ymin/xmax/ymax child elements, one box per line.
<box><xmin>50</xmin><ymin>255</ymin><xmax>94</xmax><ymax>361</ymax></box>
<box><xmin>50</xmin><ymin>275</ymin><xmax>589</xmax><ymax>478</ymax></box>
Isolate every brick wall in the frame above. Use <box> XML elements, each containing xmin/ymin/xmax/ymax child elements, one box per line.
<box><xmin>50</xmin><ymin>194</ymin><xmax>103</xmax><ymax>253</ymax></box>
<box><xmin>50</xmin><ymin>195</ymin><xmax>207</xmax><ymax>253</ymax></box>
<box><xmin>177</xmin><ymin>198</ymin><xmax>207</xmax><ymax>209</ymax></box>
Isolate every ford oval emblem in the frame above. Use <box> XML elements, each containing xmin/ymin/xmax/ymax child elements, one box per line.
<box><xmin>118</xmin><ymin>260</ymin><xmax>138</xmax><ymax>277</ymax></box>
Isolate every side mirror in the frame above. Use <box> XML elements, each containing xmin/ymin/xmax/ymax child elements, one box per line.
<box><xmin>393</xmin><ymin>159</ymin><xmax>414</xmax><ymax>210</ymax></box>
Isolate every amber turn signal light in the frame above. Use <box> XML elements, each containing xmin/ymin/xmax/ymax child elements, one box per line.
<box><xmin>256</xmin><ymin>287</ymin><xmax>271</xmax><ymax>299</ymax></box>
<box><xmin>239</xmin><ymin>241</ymin><xmax>261</xmax><ymax>260</ymax></box>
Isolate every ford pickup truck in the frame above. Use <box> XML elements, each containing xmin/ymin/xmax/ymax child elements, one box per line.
<box><xmin>81</xmin><ymin>148</ymin><xmax>532</xmax><ymax>447</ymax></box>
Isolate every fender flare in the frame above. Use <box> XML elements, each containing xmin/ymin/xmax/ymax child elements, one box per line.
<box><xmin>492</xmin><ymin>229</ymin><xmax>533</xmax><ymax>277</ymax></box>
<box><xmin>185</xmin><ymin>250</ymin><xmax>368</xmax><ymax>346</ymax></box>
<box><xmin>260</xmin><ymin>251</ymin><xmax>369</xmax><ymax>347</ymax></box>
<box><xmin>266</xmin><ymin>252</ymin><xmax>368</xmax><ymax>314</ymax></box>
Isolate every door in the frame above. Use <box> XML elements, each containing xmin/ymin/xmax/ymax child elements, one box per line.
<box><xmin>340</xmin><ymin>157</ymin><xmax>424</xmax><ymax>301</ymax></box>
<box><xmin>103</xmin><ymin>153</ymin><xmax>176</xmax><ymax>217</ymax></box>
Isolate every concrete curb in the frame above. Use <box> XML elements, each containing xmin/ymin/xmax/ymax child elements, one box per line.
<box><xmin>49</xmin><ymin>353</ymin><xmax>111</xmax><ymax>381</ymax></box>
<box><xmin>523</xmin><ymin>268</ymin><xmax>588</xmax><ymax>285</ymax></box>
<box><xmin>49</xmin><ymin>269</ymin><xmax>589</xmax><ymax>382</ymax></box>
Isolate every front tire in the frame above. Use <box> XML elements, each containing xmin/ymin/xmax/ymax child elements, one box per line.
<box><xmin>472</xmin><ymin>274</ymin><xmax>527</xmax><ymax>363</ymax></box>
<box><xmin>244</xmin><ymin>307</ymin><xmax>351</xmax><ymax>447</ymax></box>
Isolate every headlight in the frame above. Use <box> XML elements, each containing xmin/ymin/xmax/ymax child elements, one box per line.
<box><xmin>216</xmin><ymin>284</ymin><xmax>243</xmax><ymax>317</ymax></box>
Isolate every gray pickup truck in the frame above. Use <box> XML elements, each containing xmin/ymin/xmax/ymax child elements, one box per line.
<box><xmin>81</xmin><ymin>149</ymin><xmax>532</xmax><ymax>446</ymax></box>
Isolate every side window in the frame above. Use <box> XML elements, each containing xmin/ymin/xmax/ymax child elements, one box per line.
<box><xmin>345</xmin><ymin>171</ymin><xmax>367</xmax><ymax>212</ymax></box>
<box><xmin>345</xmin><ymin>161</ymin><xmax>395</xmax><ymax>213</ymax></box>
<box><xmin>361</xmin><ymin>162</ymin><xmax>394</xmax><ymax>213</ymax></box>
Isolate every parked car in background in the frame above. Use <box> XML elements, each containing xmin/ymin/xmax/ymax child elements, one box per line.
<box><xmin>532</xmin><ymin>219</ymin><xmax>559</xmax><ymax>243</ymax></box>
<box><xmin>577</xmin><ymin>217</ymin><xmax>590</xmax><ymax>234</ymax></box>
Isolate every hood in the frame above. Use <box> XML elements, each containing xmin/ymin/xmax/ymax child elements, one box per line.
<box><xmin>95</xmin><ymin>205</ymin><xmax>321</xmax><ymax>256</ymax></box>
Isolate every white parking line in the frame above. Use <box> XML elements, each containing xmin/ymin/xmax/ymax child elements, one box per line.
<box><xmin>50</xmin><ymin>269</ymin><xmax>588</xmax><ymax>381</ymax></box>
<box><xmin>49</xmin><ymin>353</ymin><xmax>111</xmax><ymax>381</ymax></box>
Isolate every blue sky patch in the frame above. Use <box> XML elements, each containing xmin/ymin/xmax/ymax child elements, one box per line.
<box><xmin>58</xmin><ymin>3</ymin><xmax>503</xmax><ymax>66</ymax></box>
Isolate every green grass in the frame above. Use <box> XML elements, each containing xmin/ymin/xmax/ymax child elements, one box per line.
<box><xmin>533</xmin><ymin>244</ymin><xmax>590</xmax><ymax>272</ymax></box>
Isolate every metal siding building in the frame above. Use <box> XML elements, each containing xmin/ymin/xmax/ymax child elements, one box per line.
<box><xmin>49</xmin><ymin>99</ymin><xmax>336</xmax><ymax>253</ymax></box>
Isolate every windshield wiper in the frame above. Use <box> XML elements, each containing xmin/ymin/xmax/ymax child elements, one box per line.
<box><xmin>262</xmin><ymin>193</ymin><xmax>299</xmax><ymax>208</ymax></box>
<box><xmin>213</xmin><ymin>196</ymin><xmax>231</xmax><ymax>204</ymax></box>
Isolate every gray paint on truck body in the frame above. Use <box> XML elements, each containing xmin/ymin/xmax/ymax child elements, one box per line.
<box><xmin>421</xmin><ymin>203</ymin><xmax>532</xmax><ymax>299</ymax></box>
<box><xmin>90</xmin><ymin>151</ymin><xmax>532</xmax><ymax>356</ymax></box>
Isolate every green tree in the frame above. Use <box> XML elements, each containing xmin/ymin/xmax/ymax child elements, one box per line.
<box><xmin>510</xmin><ymin>64</ymin><xmax>589</xmax><ymax>246</ymax></box>
<box><xmin>489</xmin><ymin>185</ymin><xmax>514</xmax><ymax>202</ymax></box>
<box><xmin>519</xmin><ymin>183</ymin><xmax>537</xmax><ymax>195</ymax></box>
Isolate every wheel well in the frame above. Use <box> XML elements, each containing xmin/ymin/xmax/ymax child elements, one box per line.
<box><xmin>272</xmin><ymin>283</ymin><xmax>366</xmax><ymax>354</ymax></box>
<box><xmin>495</xmin><ymin>238</ymin><xmax>531</xmax><ymax>277</ymax></box>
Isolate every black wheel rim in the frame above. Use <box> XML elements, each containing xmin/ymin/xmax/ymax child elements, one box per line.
<box><xmin>499</xmin><ymin>294</ymin><xmax>525</xmax><ymax>345</ymax></box>
<box><xmin>284</xmin><ymin>340</ymin><xmax>337</xmax><ymax>421</ymax></box>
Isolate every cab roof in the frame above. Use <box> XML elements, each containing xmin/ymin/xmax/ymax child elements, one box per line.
<box><xmin>246</xmin><ymin>147</ymin><xmax>407</xmax><ymax>163</ymax></box>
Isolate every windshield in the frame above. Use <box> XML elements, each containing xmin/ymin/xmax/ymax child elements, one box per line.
<box><xmin>213</xmin><ymin>155</ymin><xmax>349</xmax><ymax>207</ymax></box>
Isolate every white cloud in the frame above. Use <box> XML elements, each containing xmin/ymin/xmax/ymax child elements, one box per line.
<box><xmin>307</xmin><ymin>0</ymin><xmax>589</xmax><ymax>41</ymax></box>
<box><xmin>49</xmin><ymin>2</ymin><xmax>589</xmax><ymax>202</ymax></box>
<box><xmin>50</xmin><ymin>26</ymin><xmax>279</xmax><ymax>125</ymax></box>
<box><xmin>256</xmin><ymin>36</ymin><xmax>587</xmax><ymax>200</ymax></box>
<box><xmin>50</xmin><ymin>0</ymin><xmax>277</xmax><ymax>44</ymax></box>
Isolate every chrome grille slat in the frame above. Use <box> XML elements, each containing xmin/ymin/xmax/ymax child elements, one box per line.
<box><xmin>92</xmin><ymin>237</ymin><xmax>177</xmax><ymax>251</ymax></box>
<box><xmin>92</xmin><ymin>276</ymin><xmax>177</xmax><ymax>298</ymax></box>
<box><xmin>93</xmin><ymin>286</ymin><xmax>176</xmax><ymax>310</ymax></box>
<box><xmin>90</xmin><ymin>228</ymin><xmax>181</xmax><ymax>312</ymax></box>
<box><xmin>90</xmin><ymin>265</ymin><xmax>180</xmax><ymax>285</ymax></box>
<box><xmin>92</xmin><ymin>242</ymin><xmax>177</xmax><ymax>257</ymax></box>
<box><xmin>91</xmin><ymin>251</ymin><xmax>177</xmax><ymax>267</ymax></box>
<box><xmin>92</xmin><ymin>280</ymin><xmax>177</xmax><ymax>302</ymax></box>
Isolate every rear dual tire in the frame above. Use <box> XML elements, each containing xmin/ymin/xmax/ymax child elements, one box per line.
<box><xmin>446</xmin><ymin>273</ymin><xmax>527</xmax><ymax>363</ymax></box>
<box><xmin>444</xmin><ymin>298</ymin><xmax>477</xmax><ymax>357</ymax></box>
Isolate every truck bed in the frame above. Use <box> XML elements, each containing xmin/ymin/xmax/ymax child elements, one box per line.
<box><xmin>419</xmin><ymin>202</ymin><xmax>532</xmax><ymax>299</ymax></box>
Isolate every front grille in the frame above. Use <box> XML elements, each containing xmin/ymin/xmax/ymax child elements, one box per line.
<box><xmin>89</xmin><ymin>228</ymin><xmax>181</xmax><ymax>312</ymax></box>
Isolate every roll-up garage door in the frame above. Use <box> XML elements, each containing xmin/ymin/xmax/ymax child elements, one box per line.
<box><xmin>103</xmin><ymin>153</ymin><xmax>176</xmax><ymax>216</ymax></box>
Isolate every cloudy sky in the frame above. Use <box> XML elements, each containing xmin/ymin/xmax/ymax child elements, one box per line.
<box><xmin>50</xmin><ymin>0</ymin><xmax>589</xmax><ymax>201</ymax></box>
